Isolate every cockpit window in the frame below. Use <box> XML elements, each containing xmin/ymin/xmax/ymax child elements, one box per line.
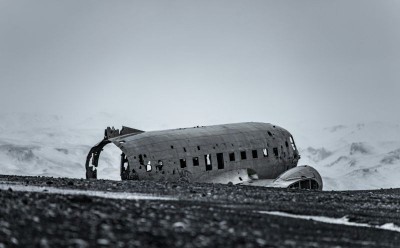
<box><xmin>288</xmin><ymin>179</ymin><xmax>319</xmax><ymax>190</ymax></box>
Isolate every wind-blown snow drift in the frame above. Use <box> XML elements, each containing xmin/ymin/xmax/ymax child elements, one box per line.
<box><xmin>1</xmin><ymin>113</ymin><xmax>399</xmax><ymax>190</ymax></box>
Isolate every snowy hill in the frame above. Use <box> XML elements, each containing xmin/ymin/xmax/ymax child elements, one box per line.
<box><xmin>1</xmin><ymin>113</ymin><xmax>399</xmax><ymax>190</ymax></box>
<box><xmin>296</xmin><ymin>122</ymin><xmax>400</xmax><ymax>190</ymax></box>
<box><xmin>0</xmin><ymin>113</ymin><xmax>123</xmax><ymax>180</ymax></box>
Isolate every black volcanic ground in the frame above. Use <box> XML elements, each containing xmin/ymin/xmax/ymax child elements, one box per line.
<box><xmin>1</xmin><ymin>175</ymin><xmax>400</xmax><ymax>247</ymax></box>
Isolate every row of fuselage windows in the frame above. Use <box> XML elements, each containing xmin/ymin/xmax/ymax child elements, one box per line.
<box><xmin>135</xmin><ymin>136</ymin><xmax>294</xmax><ymax>165</ymax></box>
<box><xmin>134</xmin><ymin>144</ymin><xmax>294</xmax><ymax>172</ymax></box>
<box><xmin>172</xmin><ymin>140</ymin><xmax>294</xmax><ymax>153</ymax></box>
<box><xmin>178</xmin><ymin>148</ymin><xmax>279</xmax><ymax>171</ymax></box>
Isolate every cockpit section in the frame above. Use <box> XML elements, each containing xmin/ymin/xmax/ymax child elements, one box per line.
<box><xmin>288</xmin><ymin>179</ymin><xmax>320</xmax><ymax>190</ymax></box>
<box><xmin>272</xmin><ymin>165</ymin><xmax>323</xmax><ymax>190</ymax></box>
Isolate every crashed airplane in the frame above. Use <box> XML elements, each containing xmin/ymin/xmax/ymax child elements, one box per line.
<box><xmin>86</xmin><ymin>122</ymin><xmax>323</xmax><ymax>190</ymax></box>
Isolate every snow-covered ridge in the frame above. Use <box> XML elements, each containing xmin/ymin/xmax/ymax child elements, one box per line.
<box><xmin>296</xmin><ymin>122</ymin><xmax>400</xmax><ymax>190</ymax></box>
<box><xmin>1</xmin><ymin>114</ymin><xmax>399</xmax><ymax>190</ymax></box>
<box><xmin>0</xmin><ymin>113</ymin><xmax>123</xmax><ymax>180</ymax></box>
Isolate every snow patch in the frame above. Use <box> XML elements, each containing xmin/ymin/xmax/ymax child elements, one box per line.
<box><xmin>0</xmin><ymin>183</ymin><xmax>176</xmax><ymax>201</ymax></box>
<box><xmin>324</xmin><ymin>125</ymin><xmax>347</xmax><ymax>133</ymax></box>
<box><xmin>381</xmin><ymin>149</ymin><xmax>400</xmax><ymax>165</ymax></box>
<box><xmin>350</xmin><ymin>142</ymin><xmax>372</xmax><ymax>155</ymax></box>
<box><xmin>259</xmin><ymin>211</ymin><xmax>400</xmax><ymax>233</ymax></box>
<box><xmin>305</xmin><ymin>147</ymin><xmax>332</xmax><ymax>162</ymax></box>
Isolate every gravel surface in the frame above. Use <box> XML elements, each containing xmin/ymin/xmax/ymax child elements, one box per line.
<box><xmin>1</xmin><ymin>175</ymin><xmax>400</xmax><ymax>247</ymax></box>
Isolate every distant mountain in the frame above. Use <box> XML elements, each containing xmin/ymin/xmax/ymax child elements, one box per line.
<box><xmin>296</xmin><ymin>122</ymin><xmax>400</xmax><ymax>190</ymax></box>
<box><xmin>0</xmin><ymin>113</ymin><xmax>122</xmax><ymax>180</ymax></box>
<box><xmin>1</xmin><ymin>113</ymin><xmax>399</xmax><ymax>190</ymax></box>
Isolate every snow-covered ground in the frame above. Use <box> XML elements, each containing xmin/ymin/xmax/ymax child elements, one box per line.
<box><xmin>1</xmin><ymin>113</ymin><xmax>399</xmax><ymax>190</ymax></box>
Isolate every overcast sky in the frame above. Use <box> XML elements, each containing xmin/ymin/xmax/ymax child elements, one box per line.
<box><xmin>1</xmin><ymin>0</ymin><xmax>399</xmax><ymax>131</ymax></box>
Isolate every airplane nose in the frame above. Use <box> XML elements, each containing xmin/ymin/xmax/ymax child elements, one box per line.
<box><xmin>273</xmin><ymin>165</ymin><xmax>323</xmax><ymax>190</ymax></box>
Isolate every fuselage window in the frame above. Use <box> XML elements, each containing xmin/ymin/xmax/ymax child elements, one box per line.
<box><xmin>285</xmin><ymin>141</ymin><xmax>289</xmax><ymax>148</ymax></box>
<box><xmin>171</xmin><ymin>145</ymin><xmax>174</xmax><ymax>149</ymax></box>
<box><xmin>146</xmin><ymin>161</ymin><xmax>152</xmax><ymax>172</ymax></box>
<box><xmin>156</xmin><ymin>160</ymin><xmax>163</xmax><ymax>171</ymax></box>
<box><xmin>240</xmin><ymin>151</ymin><xmax>247</xmax><ymax>160</ymax></box>
<box><xmin>229</xmin><ymin>152</ymin><xmax>235</xmax><ymax>161</ymax></box>
<box><xmin>139</xmin><ymin>154</ymin><xmax>144</xmax><ymax>165</ymax></box>
<box><xmin>121</xmin><ymin>153</ymin><xmax>128</xmax><ymax>169</ymax></box>
<box><xmin>205</xmin><ymin>154</ymin><xmax>212</xmax><ymax>171</ymax></box>
<box><xmin>193</xmin><ymin>157</ymin><xmax>199</xmax><ymax>166</ymax></box>
<box><xmin>183</xmin><ymin>147</ymin><xmax>187</xmax><ymax>152</ymax></box>
<box><xmin>252</xmin><ymin>150</ymin><xmax>258</xmax><ymax>159</ymax></box>
<box><xmin>273</xmin><ymin>148</ymin><xmax>279</xmax><ymax>158</ymax></box>
<box><xmin>197</xmin><ymin>146</ymin><xmax>201</xmax><ymax>150</ymax></box>
<box><xmin>180</xmin><ymin>159</ymin><xmax>187</xmax><ymax>168</ymax></box>
<box><xmin>217</xmin><ymin>153</ymin><xmax>224</xmax><ymax>169</ymax></box>
<box><xmin>267</xmin><ymin>131</ymin><xmax>273</xmax><ymax>137</ymax></box>
<box><xmin>263</xmin><ymin>148</ymin><xmax>268</xmax><ymax>157</ymax></box>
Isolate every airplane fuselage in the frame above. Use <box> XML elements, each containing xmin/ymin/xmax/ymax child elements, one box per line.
<box><xmin>91</xmin><ymin>122</ymin><xmax>301</xmax><ymax>183</ymax></box>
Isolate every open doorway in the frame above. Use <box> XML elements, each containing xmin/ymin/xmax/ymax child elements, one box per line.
<box><xmin>96</xmin><ymin>144</ymin><xmax>124</xmax><ymax>180</ymax></box>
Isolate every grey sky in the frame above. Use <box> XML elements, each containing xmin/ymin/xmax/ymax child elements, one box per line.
<box><xmin>1</xmin><ymin>0</ymin><xmax>399</xmax><ymax>130</ymax></box>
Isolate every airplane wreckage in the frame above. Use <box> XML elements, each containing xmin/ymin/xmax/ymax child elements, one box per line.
<box><xmin>86</xmin><ymin>122</ymin><xmax>323</xmax><ymax>190</ymax></box>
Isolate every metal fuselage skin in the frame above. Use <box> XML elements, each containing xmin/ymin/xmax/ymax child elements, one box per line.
<box><xmin>108</xmin><ymin>122</ymin><xmax>300</xmax><ymax>182</ymax></box>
